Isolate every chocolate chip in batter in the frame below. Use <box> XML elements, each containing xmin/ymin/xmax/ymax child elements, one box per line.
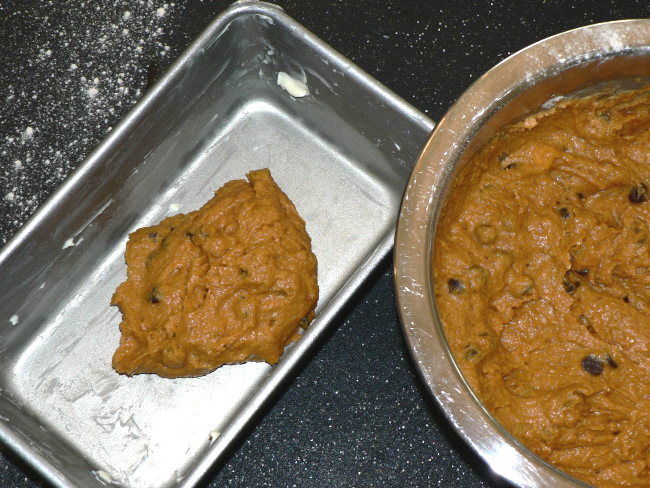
<box><xmin>629</xmin><ymin>183</ymin><xmax>648</xmax><ymax>204</ymax></box>
<box><xmin>579</xmin><ymin>314</ymin><xmax>596</xmax><ymax>334</ymax></box>
<box><xmin>581</xmin><ymin>354</ymin><xmax>603</xmax><ymax>376</ymax></box>
<box><xmin>606</xmin><ymin>354</ymin><xmax>618</xmax><ymax>369</ymax></box>
<box><xmin>148</xmin><ymin>231</ymin><xmax>159</xmax><ymax>242</ymax></box>
<box><xmin>562</xmin><ymin>270</ymin><xmax>581</xmax><ymax>294</ymax></box>
<box><xmin>448</xmin><ymin>278</ymin><xmax>465</xmax><ymax>295</ymax></box>
<box><xmin>464</xmin><ymin>347</ymin><xmax>478</xmax><ymax>360</ymax></box>
<box><xmin>558</xmin><ymin>207</ymin><xmax>571</xmax><ymax>219</ymax></box>
<box><xmin>148</xmin><ymin>286</ymin><xmax>162</xmax><ymax>304</ymax></box>
<box><xmin>576</xmin><ymin>268</ymin><xmax>589</xmax><ymax>276</ymax></box>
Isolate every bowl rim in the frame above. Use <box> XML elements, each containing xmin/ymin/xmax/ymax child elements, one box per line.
<box><xmin>395</xmin><ymin>19</ymin><xmax>650</xmax><ymax>488</ymax></box>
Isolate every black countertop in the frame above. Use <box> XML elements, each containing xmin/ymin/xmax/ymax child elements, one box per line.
<box><xmin>1</xmin><ymin>1</ymin><xmax>649</xmax><ymax>487</ymax></box>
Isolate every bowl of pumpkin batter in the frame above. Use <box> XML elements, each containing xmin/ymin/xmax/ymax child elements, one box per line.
<box><xmin>396</xmin><ymin>20</ymin><xmax>650</xmax><ymax>488</ymax></box>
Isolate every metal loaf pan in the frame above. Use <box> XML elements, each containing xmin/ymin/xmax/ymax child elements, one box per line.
<box><xmin>0</xmin><ymin>2</ymin><xmax>434</xmax><ymax>487</ymax></box>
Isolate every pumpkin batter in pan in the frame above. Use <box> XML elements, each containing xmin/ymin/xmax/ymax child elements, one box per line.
<box><xmin>112</xmin><ymin>169</ymin><xmax>318</xmax><ymax>378</ymax></box>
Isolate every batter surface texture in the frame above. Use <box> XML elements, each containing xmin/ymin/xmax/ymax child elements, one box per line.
<box><xmin>434</xmin><ymin>86</ymin><xmax>650</xmax><ymax>487</ymax></box>
<box><xmin>112</xmin><ymin>169</ymin><xmax>318</xmax><ymax>378</ymax></box>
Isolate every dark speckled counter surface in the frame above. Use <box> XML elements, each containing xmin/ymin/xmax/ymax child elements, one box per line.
<box><xmin>1</xmin><ymin>1</ymin><xmax>649</xmax><ymax>487</ymax></box>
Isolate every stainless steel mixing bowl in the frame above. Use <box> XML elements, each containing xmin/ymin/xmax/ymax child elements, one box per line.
<box><xmin>395</xmin><ymin>20</ymin><xmax>650</xmax><ymax>488</ymax></box>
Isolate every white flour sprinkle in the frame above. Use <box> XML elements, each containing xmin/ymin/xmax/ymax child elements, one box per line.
<box><xmin>0</xmin><ymin>0</ymin><xmax>179</xmax><ymax>245</ymax></box>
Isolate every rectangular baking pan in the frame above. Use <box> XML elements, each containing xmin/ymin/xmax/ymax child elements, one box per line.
<box><xmin>0</xmin><ymin>2</ymin><xmax>434</xmax><ymax>487</ymax></box>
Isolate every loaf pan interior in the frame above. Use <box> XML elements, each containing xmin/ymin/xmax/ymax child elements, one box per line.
<box><xmin>0</xmin><ymin>3</ymin><xmax>433</xmax><ymax>487</ymax></box>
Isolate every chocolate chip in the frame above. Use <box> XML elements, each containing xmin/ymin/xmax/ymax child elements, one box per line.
<box><xmin>629</xmin><ymin>183</ymin><xmax>648</xmax><ymax>204</ymax></box>
<box><xmin>577</xmin><ymin>268</ymin><xmax>589</xmax><ymax>276</ymax></box>
<box><xmin>581</xmin><ymin>355</ymin><xmax>603</xmax><ymax>376</ymax></box>
<box><xmin>624</xmin><ymin>295</ymin><xmax>630</xmax><ymax>303</ymax></box>
<box><xmin>504</xmin><ymin>163</ymin><xmax>517</xmax><ymax>170</ymax></box>
<box><xmin>464</xmin><ymin>347</ymin><xmax>478</xmax><ymax>360</ymax></box>
<box><xmin>606</xmin><ymin>354</ymin><xmax>618</xmax><ymax>369</ymax></box>
<box><xmin>145</xmin><ymin>250</ymin><xmax>159</xmax><ymax>268</ymax></box>
<box><xmin>149</xmin><ymin>287</ymin><xmax>162</xmax><ymax>304</ymax></box>
<box><xmin>559</xmin><ymin>207</ymin><xmax>570</xmax><ymax>219</ymax></box>
<box><xmin>578</xmin><ymin>314</ymin><xmax>596</xmax><ymax>334</ymax></box>
<box><xmin>562</xmin><ymin>270</ymin><xmax>581</xmax><ymax>294</ymax></box>
<box><xmin>148</xmin><ymin>232</ymin><xmax>159</xmax><ymax>242</ymax></box>
<box><xmin>447</xmin><ymin>278</ymin><xmax>465</xmax><ymax>295</ymax></box>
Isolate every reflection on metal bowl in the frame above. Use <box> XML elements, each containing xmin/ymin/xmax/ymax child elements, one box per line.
<box><xmin>395</xmin><ymin>19</ymin><xmax>650</xmax><ymax>488</ymax></box>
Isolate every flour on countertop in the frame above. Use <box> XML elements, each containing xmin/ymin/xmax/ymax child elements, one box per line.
<box><xmin>0</xmin><ymin>0</ymin><xmax>178</xmax><ymax>245</ymax></box>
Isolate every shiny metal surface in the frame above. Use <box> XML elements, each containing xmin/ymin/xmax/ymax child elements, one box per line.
<box><xmin>0</xmin><ymin>2</ymin><xmax>433</xmax><ymax>488</ymax></box>
<box><xmin>395</xmin><ymin>20</ymin><xmax>650</xmax><ymax>488</ymax></box>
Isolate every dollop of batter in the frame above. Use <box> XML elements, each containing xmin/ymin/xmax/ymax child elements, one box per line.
<box><xmin>434</xmin><ymin>86</ymin><xmax>650</xmax><ymax>487</ymax></box>
<box><xmin>112</xmin><ymin>169</ymin><xmax>318</xmax><ymax>378</ymax></box>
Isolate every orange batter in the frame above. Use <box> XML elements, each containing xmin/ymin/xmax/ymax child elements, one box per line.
<box><xmin>434</xmin><ymin>86</ymin><xmax>650</xmax><ymax>487</ymax></box>
<box><xmin>112</xmin><ymin>169</ymin><xmax>318</xmax><ymax>378</ymax></box>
